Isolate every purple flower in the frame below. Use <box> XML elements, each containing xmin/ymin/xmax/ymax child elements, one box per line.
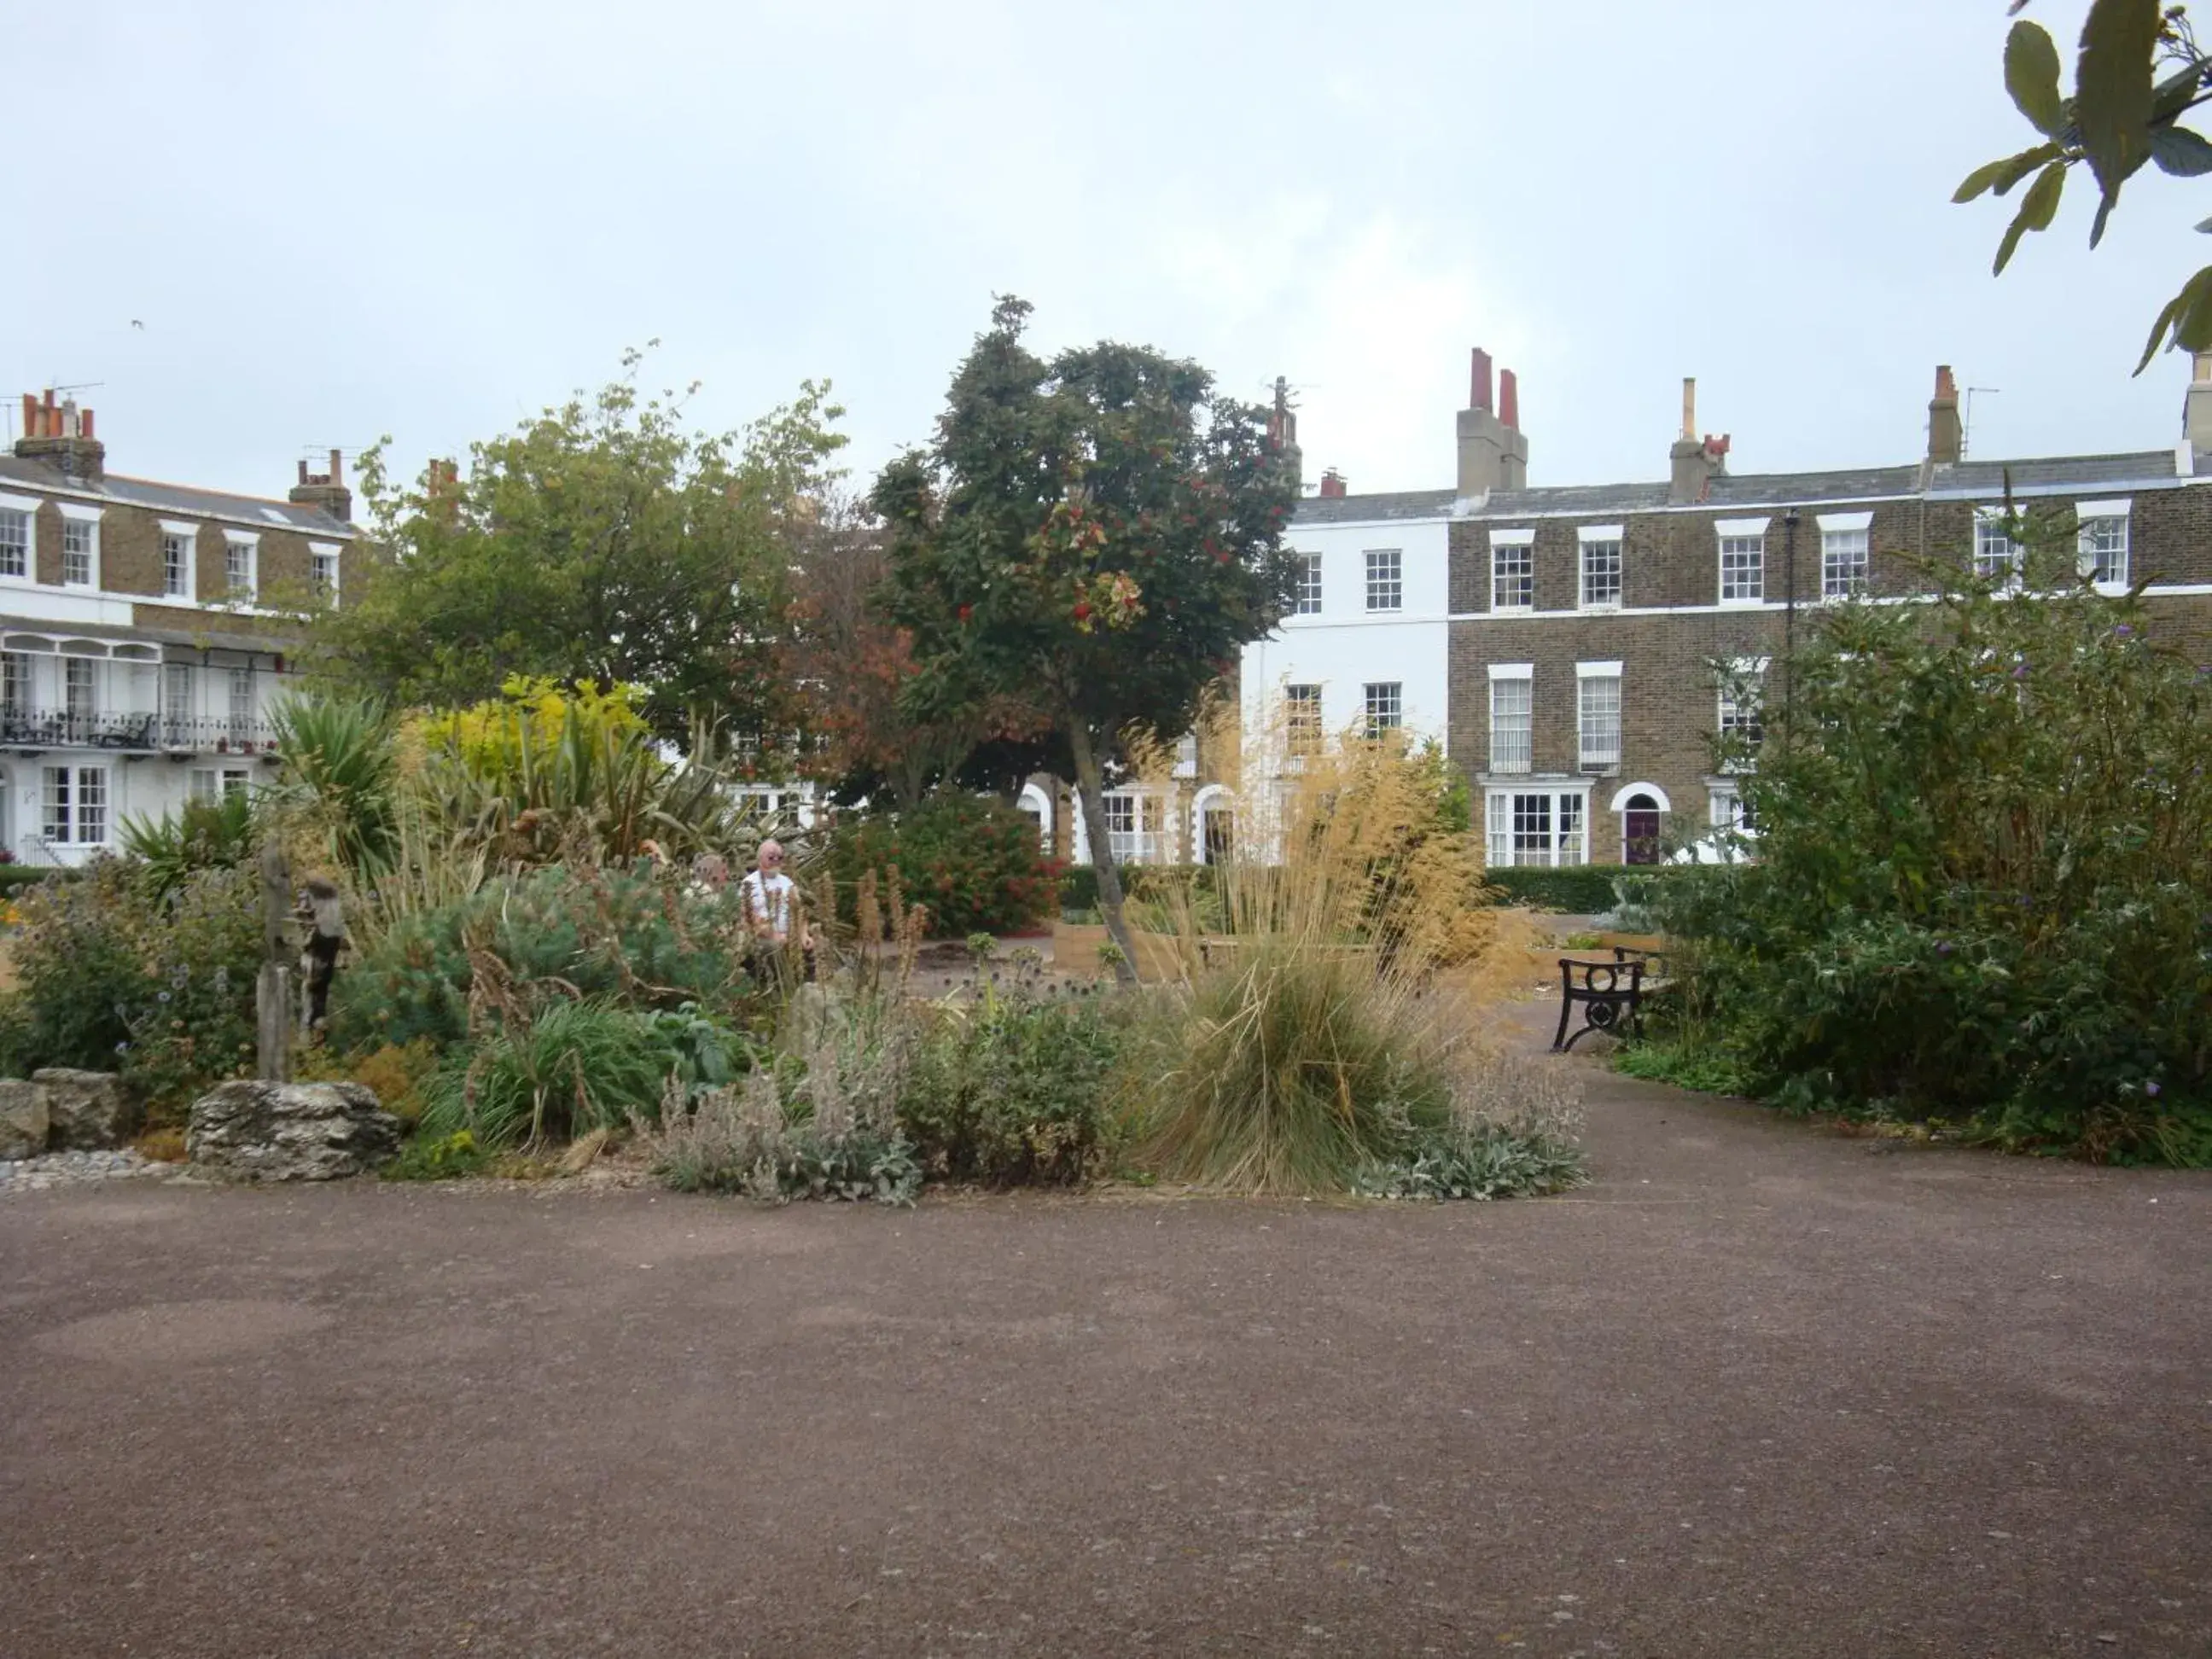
<box><xmin>2011</xmin><ymin>663</ymin><xmax>2029</xmax><ymax>680</ymax></box>
<box><xmin>2146</xmin><ymin>1080</ymin><xmax>2163</xmax><ymax>1098</ymax></box>
<box><xmin>1936</xmin><ymin>940</ymin><xmax>1954</xmax><ymax>956</ymax></box>
<box><xmin>2115</xmin><ymin>624</ymin><xmax>2133</xmax><ymax>638</ymax></box>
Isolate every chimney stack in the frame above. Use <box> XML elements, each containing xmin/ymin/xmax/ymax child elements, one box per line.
<box><xmin>288</xmin><ymin>447</ymin><xmax>353</xmax><ymax>523</ymax></box>
<box><xmin>1927</xmin><ymin>364</ymin><xmax>1962</xmax><ymax>467</ymax></box>
<box><xmin>1668</xmin><ymin>377</ymin><xmax>1730</xmax><ymax>504</ymax></box>
<box><xmin>2183</xmin><ymin>351</ymin><xmax>2212</xmax><ymax>469</ymax></box>
<box><xmin>1318</xmin><ymin>468</ymin><xmax>1348</xmax><ymax>498</ymax></box>
<box><xmin>1267</xmin><ymin>374</ymin><xmax>1304</xmax><ymax>492</ymax></box>
<box><xmin>13</xmin><ymin>388</ymin><xmax>106</xmax><ymax>482</ymax></box>
<box><xmin>1456</xmin><ymin>345</ymin><xmax>1528</xmax><ymax>498</ymax></box>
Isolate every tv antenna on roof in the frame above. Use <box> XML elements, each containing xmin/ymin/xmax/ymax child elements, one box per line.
<box><xmin>1963</xmin><ymin>387</ymin><xmax>2000</xmax><ymax>457</ymax></box>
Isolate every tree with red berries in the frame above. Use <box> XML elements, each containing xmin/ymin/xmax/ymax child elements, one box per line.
<box><xmin>874</xmin><ymin>298</ymin><xmax>1300</xmax><ymax>977</ymax></box>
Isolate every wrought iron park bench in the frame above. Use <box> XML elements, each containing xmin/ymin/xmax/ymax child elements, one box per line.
<box><xmin>1551</xmin><ymin>946</ymin><xmax>1669</xmax><ymax>1052</ymax></box>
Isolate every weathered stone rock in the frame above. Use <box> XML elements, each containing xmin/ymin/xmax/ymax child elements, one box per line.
<box><xmin>0</xmin><ymin>1080</ymin><xmax>49</xmax><ymax>1161</ymax></box>
<box><xmin>187</xmin><ymin>1081</ymin><xmax>400</xmax><ymax>1181</ymax></box>
<box><xmin>32</xmin><ymin>1069</ymin><xmax>143</xmax><ymax>1151</ymax></box>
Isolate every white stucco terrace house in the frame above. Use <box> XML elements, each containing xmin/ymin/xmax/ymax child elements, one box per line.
<box><xmin>0</xmin><ymin>392</ymin><xmax>364</xmax><ymax>866</ymax></box>
<box><xmin>1236</xmin><ymin>473</ymin><xmax>1457</xmax><ymax>781</ymax></box>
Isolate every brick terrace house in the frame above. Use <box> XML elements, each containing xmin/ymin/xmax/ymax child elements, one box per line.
<box><xmin>0</xmin><ymin>392</ymin><xmax>366</xmax><ymax>864</ymax></box>
<box><xmin>1242</xmin><ymin>352</ymin><xmax>2212</xmax><ymax>869</ymax></box>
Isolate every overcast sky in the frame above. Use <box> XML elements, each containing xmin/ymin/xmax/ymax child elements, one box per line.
<box><xmin>4</xmin><ymin>0</ymin><xmax>2197</xmax><ymax>506</ymax></box>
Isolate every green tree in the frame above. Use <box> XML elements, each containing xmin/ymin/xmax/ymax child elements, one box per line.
<box><xmin>1958</xmin><ymin>1</ymin><xmax>2212</xmax><ymax>369</ymax></box>
<box><xmin>874</xmin><ymin>299</ymin><xmax>1300</xmax><ymax>976</ymax></box>
<box><xmin>319</xmin><ymin>349</ymin><xmax>845</xmax><ymax>750</ymax></box>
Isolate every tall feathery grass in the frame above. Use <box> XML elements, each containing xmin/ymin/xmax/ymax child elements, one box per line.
<box><xmin>1123</xmin><ymin>701</ymin><xmax>1582</xmax><ymax>1196</ymax></box>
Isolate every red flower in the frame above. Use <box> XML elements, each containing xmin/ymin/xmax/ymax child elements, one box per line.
<box><xmin>1074</xmin><ymin>601</ymin><xmax>1092</xmax><ymax>620</ymax></box>
<box><xmin>958</xmin><ymin>604</ymin><xmax>973</xmax><ymax>622</ymax></box>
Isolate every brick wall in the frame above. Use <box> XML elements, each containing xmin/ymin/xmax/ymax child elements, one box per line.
<box><xmin>1447</xmin><ymin>480</ymin><xmax>2212</xmax><ymax>864</ymax></box>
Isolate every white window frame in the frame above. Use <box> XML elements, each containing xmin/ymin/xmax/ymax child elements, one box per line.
<box><xmin>1172</xmin><ymin>731</ymin><xmax>1198</xmax><ymax>779</ymax></box>
<box><xmin>1576</xmin><ymin>661</ymin><xmax>1622</xmax><ymax>771</ymax></box>
<box><xmin>1364</xmin><ymin>548</ymin><xmax>1402</xmax><ymax>613</ymax></box>
<box><xmin>1708</xmin><ymin>781</ymin><xmax>1755</xmax><ymax>835</ymax></box>
<box><xmin>43</xmin><ymin>764</ymin><xmax>109</xmax><ymax>846</ymax></box>
<box><xmin>0</xmin><ymin>492</ymin><xmax>38</xmax><ymax>580</ymax></box>
<box><xmin>228</xmin><ymin>667</ymin><xmax>255</xmax><ymax>742</ymax></box>
<box><xmin>1293</xmin><ymin>551</ymin><xmax>1322</xmax><ymax>615</ymax></box>
<box><xmin>1490</xmin><ymin>527</ymin><xmax>1534</xmax><ymax>612</ymax></box>
<box><xmin>56</xmin><ymin>502</ymin><xmax>102</xmax><ymax>589</ymax></box>
<box><xmin>162</xmin><ymin>662</ymin><xmax>194</xmax><ymax>746</ymax></box>
<box><xmin>2075</xmin><ymin>498</ymin><xmax>2130</xmax><ymax>592</ymax></box>
<box><xmin>1817</xmin><ymin>510</ymin><xmax>1871</xmax><ymax>601</ymax></box>
<box><xmin>1716</xmin><ymin>655</ymin><xmax>1768</xmax><ymax>773</ymax></box>
<box><xmin>309</xmin><ymin>540</ymin><xmax>341</xmax><ymax>605</ymax></box>
<box><xmin>1101</xmin><ymin>789</ymin><xmax>1162</xmax><ymax>865</ymax></box>
<box><xmin>1974</xmin><ymin>508</ymin><xmax>2022</xmax><ymax>589</ymax></box>
<box><xmin>1363</xmin><ymin>680</ymin><xmax>1403</xmax><ymax>738</ymax></box>
<box><xmin>224</xmin><ymin>532</ymin><xmax>259</xmax><ymax>603</ymax></box>
<box><xmin>160</xmin><ymin>521</ymin><xmax>198</xmax><ymax>600</ymax></box>
<box><xmin>1576</xmin><ymin>524</ymin><xmax>1623</xmax><ymax>611</ymax></box>
<box><xmin>1484</xmin><ymin>786</ymin><xmax>1590</xmax><ymax>868</ymax></box>
<box><xmin>1487</xmin><ymin>661</ymin><xmax>1534</xmax><ymax>776</ymax></box>
<box><xmin>1284</xmin><ymin>683</ymin><xmax>1323</xmax><ymax>757</ymax></box>
<box><xmin>1716</xmin><ymin>517</ymin><xmax>1768</xmax><ymax>608</ymax></box>
<box><xmin>1</xmin><ymin>650</ymin><xmax>27</xmax><ymax>718</ymax></box>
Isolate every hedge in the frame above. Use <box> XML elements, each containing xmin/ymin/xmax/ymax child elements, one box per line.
<box><xmin>1481</xmin><ymin>866</ymin><xmax>1642</xmax><ymax>914</ymax></box>
<box><xmin>1059</xmin><ymin>864</ymin><xmax>1220</xmax><ymax>912</ymax></box>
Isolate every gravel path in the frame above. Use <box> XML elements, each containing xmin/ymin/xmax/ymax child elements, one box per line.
<box><xmin>2</xmin><ymin>1012</ymin><xmax>2207</xmax><ymax>1656</ymax></box>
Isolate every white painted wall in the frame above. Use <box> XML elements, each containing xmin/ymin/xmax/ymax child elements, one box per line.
<box><xmin>1238</xmin><ymin>509</ymin><xmax>1453</xmax><ymax>763</ymax></box>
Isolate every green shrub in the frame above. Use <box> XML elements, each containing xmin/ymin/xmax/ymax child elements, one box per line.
<box><xmin>0</xmin><ymin>859</ymin><xmax>148</xmax><ymax>1076</ymax></box>
<box><xmin>829</xmin><ymin>792</ymin><xmax>1058</xmax><ymax>937</ymax></box>
<box><xmin>0</xmin><ymin>859</ymin><xmax>262</xmax><ymax>1124</ymax></box>
<box><xmin>381</xmin><ymin>1128</ymin><xmax>493</xmax><ymax>1181</ymax></box>
<box><xmin>328</xmin><ymin>864</ymin><xmax>760</xmax><ymax>1053</ymax></box>
<box><xmin>1482</xmin><ymin>866</ymin><xmax>1633</xmax><ymax>914</ymax></box>
<box><xmin>1353</xmin><ymin>1119</ymin><xmax>1587</xmax><ymax>1201</ymax></box>
<box><xmin>1650</xmin><ymin>550</ymin><xmax>2212</xmax><ymax>1163</ymax></box>
<box><xmin>415</xmin><ymin>1000</ymin><xmax>675</xmax><ymax>1149</ymax></box>
<box><xmin>898</xmin><ymin>995</ymin><xmax>1123</xmax><ymax>1186</ymax></box>
<box><xmin>121</xmin><ymin>865</ymin><xmax>264</xmax><ymax>1123</ymax></box>
<box><xmin>649</xmin><ymin>1070</ymin><xmax>921</xmax><ymax>1204</ymax></box>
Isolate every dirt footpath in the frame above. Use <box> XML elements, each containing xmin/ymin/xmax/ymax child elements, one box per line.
<box><xmin>3</xmin><ymin>1033</ymin><xmax>2208</xmax><ymax>1656</ymax></box>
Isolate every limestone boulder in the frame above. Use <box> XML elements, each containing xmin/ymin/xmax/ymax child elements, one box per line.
<box><xmin>187</xmin><ymin>1081</ymin><xmax>400</xmax><ymax>1182</ymax></box>
<box><xmin>32</xmin><ymin>1069</ymin><xmax>142</xmax><ymax>1150</ymax></box>
<box><xmin>0</xmin><ymin>1080</ymin><xmax>48</xmax><ymax>1161</ymax></box>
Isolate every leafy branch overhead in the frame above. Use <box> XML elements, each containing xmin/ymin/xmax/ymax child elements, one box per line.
<box><xmin>1956</xmin><ymin>0</ymin><xmax>2212</xmax><ymax>370</ymax></box>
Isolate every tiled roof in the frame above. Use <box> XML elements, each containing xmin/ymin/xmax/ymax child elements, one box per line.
<box><xmin>1292</xmin><ymin>488</ymin><xmax>1458</xmax><ymax>526</ymax></box>
<box><xmin>1291</xmin><ymin>448</ymin><xmax>2195</xmax><ymax>527</ymax></box>
<box><xmin>0</xmin><ymin>456</ymin><xmax>358</xmax><ymax>537</ymax></box>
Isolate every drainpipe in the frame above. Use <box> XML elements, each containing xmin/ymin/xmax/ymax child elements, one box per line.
<box><xmin>1781</xmin><ymin>509</ymin><xmax>1801</xmax><ymax>736</ymax></box>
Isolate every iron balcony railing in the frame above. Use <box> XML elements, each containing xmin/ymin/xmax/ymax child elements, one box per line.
<box><xmin>0</xmin><ymin>707</ymin><xmax>281</xmax><ymax>754</ymax></box>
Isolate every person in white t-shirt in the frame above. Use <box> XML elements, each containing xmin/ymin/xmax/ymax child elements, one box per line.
<box><xmin>738</xmin><ymin>840</ymin><xmax>814</xmax><ymax>978</ymax></box>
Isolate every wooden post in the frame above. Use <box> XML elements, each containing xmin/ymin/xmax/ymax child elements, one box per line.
<box><xmin>257</xmin><ymin>840</ymin><xmax>292</xmax><ymax>1083</ymax></box>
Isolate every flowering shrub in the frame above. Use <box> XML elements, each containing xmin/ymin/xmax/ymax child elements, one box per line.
<box><xmin>827</xmin><ymin>792</ymin><xmax>1058</xmax><ymax>937</ymax></box>
<box><xmin>0</xmin><ymin>859</ymin><xmax>259</xmax><ymax>1124</ymax></box>
<box><xmin>1645</xmin><ymin>549</ymin><xmax>2212</xmax><ymax>1164</ymax></box>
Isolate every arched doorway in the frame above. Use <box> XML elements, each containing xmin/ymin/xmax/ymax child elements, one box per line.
<box><xmin>1610</xmin><ymin>783</ymin><xmax>1671</xmax><ymax>865</ymax></box>
<box><xmin>1190</xmin><ymin>784</ymin><xmax>1234</xmax><ymax>865</ymax></box>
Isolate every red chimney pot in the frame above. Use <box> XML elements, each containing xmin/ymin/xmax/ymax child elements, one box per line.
<box><xmin>79</xmin><ymin>409</ymin><xmax>93</xmax><ymax>440</ymax></box>
<box><xmin>1499</xmin><ymin>368</ymin><xmax>1520</xmax><ymax>433</ymax></box>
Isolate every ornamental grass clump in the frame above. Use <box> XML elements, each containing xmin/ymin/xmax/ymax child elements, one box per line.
<box><xmin>1128</xmin><ymin>709</ymin><xmax>1578</xmax><ymax>1197</ymax></box>
<box><xmin>415</xmin><ymin>998</ymin><xmax>674</xmax><ymax>1150</ymax></box>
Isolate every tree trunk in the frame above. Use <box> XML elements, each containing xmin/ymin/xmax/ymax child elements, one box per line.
<box><xmin>1067</xmin><ymin>721</ymin><xmax>1139</xmax><ymax>985</ymax></box>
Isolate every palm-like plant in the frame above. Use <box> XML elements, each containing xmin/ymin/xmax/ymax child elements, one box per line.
<box><xmin>271</xmin><ymin>693</ymin><xmax>401</xmax><ymax>877</ymax></box>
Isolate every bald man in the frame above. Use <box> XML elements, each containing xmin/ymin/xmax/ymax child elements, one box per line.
<box><xmin>738</xmin><ymin>841</ymin><xmax>796</xmax><ymax>943</ymax></box>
